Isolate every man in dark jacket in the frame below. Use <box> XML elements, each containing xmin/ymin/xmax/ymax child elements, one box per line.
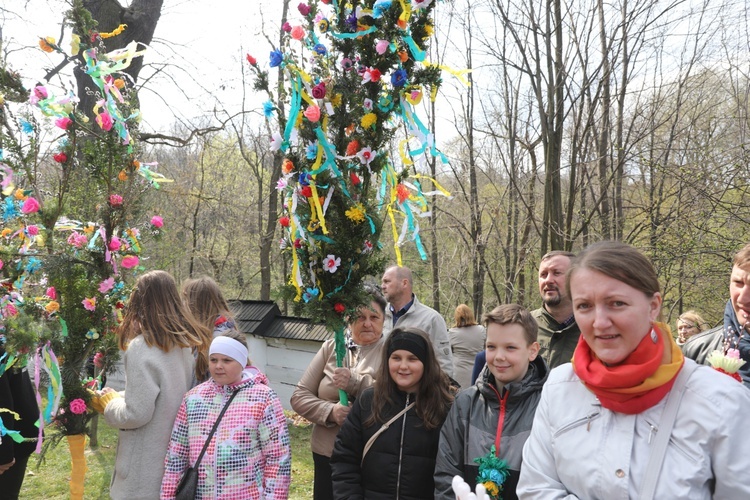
<box><xmin>435</xmin><ymin>304</ymin><xmax>548</xmax><ymax>500</ymax></box>
<box><xmin>682</xmin><ymin>243</ymin><xmax>750</xmax><ymax>388</ymax></box>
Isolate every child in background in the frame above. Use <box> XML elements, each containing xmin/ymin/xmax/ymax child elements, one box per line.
<box><xmin>434</xmin><ymin>304</ymin><xmax>548</xmax><ymax>500</ymax></box>
<box><xmin>161</xmin><ymin>330</ymin><xmax>291</xmax><ymax>499</ymax></box>
<box><xmin>181</xmin><ymin>276</ymin><xmax>236</xmax><ymax>338</ymax></box>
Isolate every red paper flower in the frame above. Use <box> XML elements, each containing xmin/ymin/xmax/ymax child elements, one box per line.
<box><xmin>301</xmin><ymin>186</ymin><xmax>313</xmax><ymax>197</ymax></box>
<box><xmin>312</xmin><ymin>82</ymin><xmax>327</xmax><ymax>99</ymax></box>
<box><xmin>55</xmin><ymin>117</ymin><xmax>73</xmax><ymax>130</ymax></box>
<box><xmin>53</xmin><ymin>152</ymin><xmax>68</xmax><ymax>163</ymax></box>
<box><xmin>298</xmin><ymin>2</ymin><xmax>311</xmax><ymax>15</ymax></box>
<box><xmin>334</xmin><ymin>303</ymin><xmax>346</xmax><ymax>314</ymax></box>
<box><xmin>246</xmin><ymin>54</ymin><xmax>257</xmax><ymax>65</ymax></box>
<box><xmin>350</xmin><ymin>172</ymin><xmax>362</xmax><ymax>186</ymax></box>
<box><xmin>279</xmin><ymin>216</ymin><xmax>291</xmax><ymax>227</ymax></box>
<box><xmin>396</xmin><ymin>183</ymin><xmax>410</xmax><ymax>203</ymax></box>
<box><xmin>346</xmin><ymin>140</ymin><xmax>360</xmax><ymax>156</ymax></box>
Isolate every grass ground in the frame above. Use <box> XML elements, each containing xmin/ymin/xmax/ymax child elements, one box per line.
<box><xmin>20</xmin><ymin>415</ymin><xmax>315</xmax><ymax>499</ymax></box>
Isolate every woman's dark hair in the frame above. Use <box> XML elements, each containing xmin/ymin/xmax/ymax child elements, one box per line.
<box><xmin>362</xmin><ymin>282</ymin><xmax>387</xmax><ymax>314</ymax></box>
<box><xmin>365</xmin><ymin>327</ymin><xmax>453</xmax><ymax>431</ymax></box>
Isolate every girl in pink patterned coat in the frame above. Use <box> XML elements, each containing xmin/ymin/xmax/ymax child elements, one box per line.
<box><xmin>161</xmin><ymin>331</ymin><xmax>291</xmax><ymax>499</ymax></box>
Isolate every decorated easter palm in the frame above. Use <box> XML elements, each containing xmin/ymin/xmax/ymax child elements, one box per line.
<box><xmin>249</xmin><ymin>0</ymin><xmax>454</xmax><ymax>403</ymax></box>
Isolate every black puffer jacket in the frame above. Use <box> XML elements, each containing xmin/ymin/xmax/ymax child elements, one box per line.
<box><xmin>434</xmin><ymin>356</ymin><xmax>548</xmax><ymax>500</ymax></box>
<box><xmin>330</xmin><ymin>387</ymin><xmax>446</xmax><ymax>499</ymax></box>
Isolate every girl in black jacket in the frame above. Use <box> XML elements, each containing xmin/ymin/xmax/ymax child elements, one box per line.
<box><xmin>331</xmin><ymin>327</ymin><xmax>454</xmax><ymax>499</ymax></box>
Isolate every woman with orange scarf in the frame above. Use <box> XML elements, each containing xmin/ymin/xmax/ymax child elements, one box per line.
<box><xmin>517</xmin><ymin>241</ymin><xmax>750</xmax><ymax>499</ymax></box>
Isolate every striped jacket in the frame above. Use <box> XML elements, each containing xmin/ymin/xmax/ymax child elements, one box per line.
<box><xmin>161</xmin><ymin>367</ymin><xmax>291</xmax><ymax>499</ymax></box>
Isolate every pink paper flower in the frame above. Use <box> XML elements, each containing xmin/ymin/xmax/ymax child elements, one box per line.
<box><xmin>93</xmin><ymin>352</ymin><xmax>105</xmax><ymax>369</ymax></box>
<box><xmin>82</xmin><ymin>297</ymin><xmax>97</xmax><ymax>311</ymax></box>
<box><xmin>322</xmin><ymin>254</ymin><xmax>341</xmax><ymax>273</ymax></box>
<box><xmin>150</xmin><ymin>215</ymin><xmax>164</xmax><ymax>228</ymax></box>
<box><xmin>99</xmin><ymin>277</ymin><xmax>115</xmax><ymax>293</ymax></box>
<box><xmin>69</xmin><ymin>398</ymin><xmax>87</xmax><ymax>415</ymax></box>
<box><xmin>108</xmin><ymin>236</ymin><xmax>121</xmax><ymax>251</ymax></box>
<box><xmin>5</xmin><ymin>304</ymin><xmax>18</xmax><ymax>317</ymax></box>
<box><xmin>375</xmin><ymin>39</ymin><xmax>389</xmax><ymax>55</ymax></box>
<box><xmin>276</xmin><ymin>178</ymin><xmax>288</xmax><ymax>191</ymax></box>
<box><xmin>0</xmin><ymin>260</ymin><xmax>3</xmax><ymax>271</ymax></box>
<box><xmin>46</xmin><ymin>287</ymin><xmax>56</xmax><ymax>299</ymax></box>
<box><xmin>282</xmin><ymin>21</ymin><xmax>292</xmax><ymax>33</ymax></box>
<box><xmin>304</xmin><ymin>105</ymin><xmax>321</xmax><ymax>122</ymax></box>
<box><xmin>121</xmin><ymin>255</ymin><xmax>139</xmax><ymax>269</ymax></box>
<box><xmin>21</xmin><ymin>197</ymin><xmax>40</xmax><ymax>214</ymax></box>
<box><xmin>298</xmin><ymin>2</ymin><xmax>311</xmax><ymax>15</ymax></box>
<box><xmin>291</xmin><ymin>26</ymin><xmax>306</xmax><ymax>41</ymax></box>
<box><xmin>97</xmin><ymin>111</ymin><xmax>113</xmax><ymax>131</ymax></box>
<box><xmin>55</xmin><ymin>117</ymin><xmax>73</xmax><ymax>130</ymax></box>
<box><xmin>67</xmin><ymin>231</ymin><xmax>88</xmax><ymax>248</ymax></box>
<box><xmin>109</xmin><ymin>194</ymin><xmax>123</xmax><ymax>207</ymax></box>
<box><xmin>26</xmin><ymin>225</ymin><xmax>39</xmax><ymax>236</ymax></box>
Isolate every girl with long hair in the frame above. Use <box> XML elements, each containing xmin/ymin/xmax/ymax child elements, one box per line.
<box><xmin>330</xmin><ymin>327</ymin><xmax>454</xmax><ymax>499</ymax></box>
<box><xmin>95</xmin><ymin>270</ymin><xmax>211</xmax><ymax>499</ymax></box>
<box><xmin>181</xmin><ymin>276</ymin><xmax>236</xmax><ymax>337</ymax></box>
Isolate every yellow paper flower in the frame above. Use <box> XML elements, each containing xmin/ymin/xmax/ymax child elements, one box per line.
<box><xmin>424</xmin><ymin>23</ymin><xmax>434</xmax><ymax>38</ymax></box>
<box><xmin>484</xmin><ymin>481</ymin><xmax>499</xmax><ymax>497</ymax></box>
<box><xmin>1</xmin><ymin>228</ymin><xmax>11</xmax><ymax>237</ymax></box>
<box><xmin>14</xmin><ymin>189</ymin><xmax>26</xmax><ymax>200</ymax></box>
<box><xmin>361</xmin><ymin>112</ymin><xmax>377</xmax><ymax>129</ymax></box>
<box><xmin>118</xmin><ymin>169</ymin><xmax>129</xmax><ymax>181</ymax></box>
<box><xmin>83</xmin><ymin>225</ymin><xmax>95</xmax><ymax>235</ymax></box>
<box><xmin>45</xmin><ymin>301</ymin><xmax>60</xmax><ymax>314</ymax></box>
<box><xmin>331</xmin><ymin>93</ymin><xmax>342</xmax><ymax>107</ymax></box>
<box><xmin>345</xmin><ymin>204</ymin><xmax>366</xmax><ymax>224</ymax></box>
<box><xmin>70</xmin><ymin>34</ymin><xmax>81</xmax><ymax>56</ymax></box>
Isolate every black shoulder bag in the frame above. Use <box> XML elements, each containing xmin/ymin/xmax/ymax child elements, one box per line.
<box><xmin>175</xmin><ymin>390</ymin><xmax>239</xmax><ymax>500</ymax></box>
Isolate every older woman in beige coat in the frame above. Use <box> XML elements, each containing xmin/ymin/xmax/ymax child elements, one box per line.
<box><xmin>290</xmin><ymin>286</ymin><xmax>387</xmax><ymax>500</ymax></box>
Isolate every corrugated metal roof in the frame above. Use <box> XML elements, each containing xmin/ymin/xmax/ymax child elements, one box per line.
<box><xmin>228</xmin><ymin>300</ymin><xmax>330</xmax><ymax>342</ymax></box>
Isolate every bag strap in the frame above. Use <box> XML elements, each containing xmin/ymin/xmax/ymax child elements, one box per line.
<box><xmin>193</xmin><ymin>389</ymin><xmax>240</xmax><ymax>469</ymax></box>
<box><xmin>361</xmin><ymin>402</ymin><xmax>415</xmax><ymax>465</ymax></box>
<box><xmin>640</xmin><ymin>361</ymin><xmax>698</xmax><ymax>500</ymax></box>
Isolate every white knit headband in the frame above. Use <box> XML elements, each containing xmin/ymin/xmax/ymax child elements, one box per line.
<box><xmin>209</xmin><ymin>336</ymin><xmax>248</xmax><ymax>367</ymax></box>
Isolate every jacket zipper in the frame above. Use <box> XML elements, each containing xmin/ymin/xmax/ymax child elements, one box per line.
<box><xmin>395</xmin><ymin>393</ymin><xmax>410</xmax><ymax>499</ymax></box>
<box><xmin>488</xmin><ymin>384</ymin><xmax>510</xmax><ymax>455</ymax></box>
<box><xmin>553</xmin><ymin>407</ymin><xmax>602</xmax><ymax>437</ymax></box>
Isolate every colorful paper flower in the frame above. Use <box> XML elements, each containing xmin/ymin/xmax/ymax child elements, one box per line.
<box><xmin>350</xmin><ymin>172</ymin><xmax>362</xmax><ymax>186</ymax></box>
<box><xmin>99</xmin><ymin>277</ymin><xmax>115</xmax><ymax>293</ymax></box>
<box><xmin>306</xmin><ymin>142</ymin><xmax>318</xmax><ymax>159</ymax></box>
<box><xmin>263</xmin><ymin>100</ymin><xmax>275</xmax><ymax>118</ymax></box>
<box><xmin>474</xmin><ymin>445</ymin><xmax>509</xmax><ymax>500</ymax></box>
<box><xmin>26</xmin><ymin>225</ymin><xmax>39</xmax><ymax>236</ymax></box>
<box><xmin>376</xmin><ymin>39</ymin><xmax>389</xmax><ymax>54</ymax></box>
<box><xmin>396</xmin><ymin>183</ymin><xmax>410</xmax><ymax>203</ymax></box>
<box><xmin>391</xmin><ymin>69</ymin><xmax>408</xmax><ymax>87</ymax></box>
<box><xmin>303</xmin><ymin>287</ymin><xmax>319</xmax><ymax>302</ymax></box>
<box><xmin>39</xmin><ymin>37</ymin><xmax>55</xmax><ymax>53</ymax></box>
<box><xmin>121</xmin><ymin>255</ymin><xmax>139</xmax><ymax>269</ymax></box>
<box><xmin>341</xmin><ymin>58</ymin><xmax>354</xmax><ymax>71</ymax></box>
<box><xmin>298</xmin><ymin>2</ymin><xmax>311</xmax><ymax>15</ymax></box>
<box><xmin>362</xmin><ymin>67</ymin><xmax>382</xmax><ymax>84</ymax></box>
<box><xmin>304</xmin><ymin>105</ymin><xmax>321</xmax><ymax>122</ymax></box>
<box><xmin>270</xmin><ymin>132</ymin><xmax>283</xmax><ymax>151</ymax></box>
<box><xmin>373</xmin><ymin>0</ymin><xmax>393</xmax><ymax>17</ymax></box>
<box><xmin>312</xmin><ymin>82</ymin><xmax>327</xmax><ymax>99</ymax></box>
<box><xmin>276</xmin><ymin>178</ymin><xmax>288</xmax><ymax>191</ymax></box>
<box><xmin>363</xmin><ymin>98</ymin><xmax>374</xmax><ymax>111</ymax></box>
<box><xmin>93</xmin><ymin>352</ymin><xmax>105</xmax><ymax>369</ymax></box>
<box><xmin>361</xmin><ymin>113</ymin><xmax>377</xmax><ymax>129</ymax></box>
<box><xmin>317</xmin><ymin>19</ymin><xmax>330</xmax><ymax>33</ymax></box>
<box><xmin>109</xmin><ymin>194</ymin><xmax>123</xmax><ymax>207</ymax></box>
<box><xmin>46</xmin><ymin>287</ymin><xmax>57</xmax><ymax>299</ymax></box>
<box><xmin>279</xmin><ymin>216</ymin><xmax>291</xmax><ymax>227</ymax></box>
<box><xmin>246</xmin><ymin>54</ymin><xmax>257</xmax><ymax>65</ymax></box>
<box><xmin>21</xmin><ymin>197</ymin><xmax>40</xmax><ymax>214</ymax></box>
<box><xmin>107</xmin><ymin>236</ymin><xmax>121</xmax><ymax>251</ymax></box>
<box><xmin>313</xmin><ymin>44</ymin><xmax>327</xmax><ymax>55</ymax></box>
<box><xmin>282</xmin><ymin>158</ymin><xmax>295</xmax><ymax>174</ymax></box>
<box><xmin>45</xmin><ymin>301</ymin><xmax>60</xmax><ymax>314</ymax></box>
<box><xmin>345</xmin><ymin>204</ymin><xmax>366</xmax><ymax>223</ymax></box>
<box><xmin>67</xmin><ymin>231</ymin><xmax>88</xmax><ymax>248</ymax></box>
<box><xmin>357</xmin><ymin>147</ymin><xmax>375</xmax><ymax>165</ymax></box>
<box><xmin>269</xmin><ymin>49</ymin><xmax>284</xmax><ymax>68</ymax></box>
<box><xmin>96</xmin><ymin>111</ymin><xmax>113</xmax><ymax>131</ymax></box>
<box><xmin>82</xmin><ymin>297</ymin><xmax>97</xmax><ymax>311</ymax></box>
<box><xmin>282</xmin><ymin>22</ymin><xmax>292</xmax><ymax>33</ymax></box>
<box><xmin>53</xmin><ymin>152</ymin><xmax>68</xmax><ymax>163</ymax></box>
<box><xmin>346</xmin><ymin>140</ymin><xmax>360</xmax><ymax>156</ymax></box>
<box><xmin>150</xmin><ymin>215</ymin><xmax>164</xmax><ymax>228</ymax></box>
<box><xmin>322</xmin><ymin>254</ymin><xmax>341</xmax><ymax>273</ymax></box>
<box><xmin>291</xmin><ymin>26</ymin><xmax>306</xmax><ymax>41</ymax></box>
<box><xmin>363</xmin><ymin>240</ymin><xmax>374</xmax><ymax>253</ymax></box>
<box><xmin>69</xmin><ymin>398</ymin><xmax>87</xmax><ymax>415</ymax></box>
<box><xmin>334</xmin><ymin>303</ymin><xmax>346</xmax><ymax>314</ymax></box>
<box><xmin>55</xmin><ymin>117</ymin><xmax>73</xmax><ymax>130</ymax></box>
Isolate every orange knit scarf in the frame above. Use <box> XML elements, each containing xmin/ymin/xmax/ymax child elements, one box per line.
<box><xmin>572</xmin><ymin>322</ymin><xmax>684</xmax><ymax>414</ymax></box>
